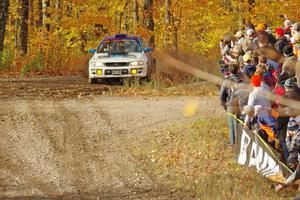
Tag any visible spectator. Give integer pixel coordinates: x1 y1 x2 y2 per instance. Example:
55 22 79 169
241 53 256 81
286 120 300 154
220 63 243 145
284 19 293 36
234 31 244 46
276 114 290 161
230 45 243 63
229 81 249 122
242 28 258 53
220 33 233 56
279 45 297 82
248 74 271 107
283 78 300 102
287 152 299 170
242 105 259 131
275 28 289 54
255 63 276 90
257 30 271 48
275 152 300 195
243 105 277 142
281 78 300 116
291 23 300 58
275 165 300 200
256 23 267 32
290 23 300 87
256 23 276 46
244 74 271 128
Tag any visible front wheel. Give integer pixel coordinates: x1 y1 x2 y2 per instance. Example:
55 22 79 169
88 78 98 84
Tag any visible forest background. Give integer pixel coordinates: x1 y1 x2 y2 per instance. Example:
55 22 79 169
1 0 300 77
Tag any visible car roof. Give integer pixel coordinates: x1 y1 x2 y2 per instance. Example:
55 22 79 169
103 34 141 41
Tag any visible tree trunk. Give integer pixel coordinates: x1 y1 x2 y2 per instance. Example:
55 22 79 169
133 0 139 32
20 0 29 55
36 0 43 27
143 0 155 48
123 0 130 33
173 28 178 50
42 0 51 31
55 0 61 23
29 0 34 27
163 0 171 49
0 0 9 53
248 0 255 11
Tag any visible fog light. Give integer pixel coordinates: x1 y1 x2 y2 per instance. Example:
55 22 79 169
131 69 137 75
96 69 102 75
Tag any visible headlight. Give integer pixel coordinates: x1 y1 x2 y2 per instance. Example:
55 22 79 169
94 62 104 67
129 61 144 66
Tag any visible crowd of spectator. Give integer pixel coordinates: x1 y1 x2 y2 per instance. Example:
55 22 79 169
219 15 300 197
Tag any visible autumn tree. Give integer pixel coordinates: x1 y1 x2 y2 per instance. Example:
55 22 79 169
36 0 43 27
20 0 29 55
169 0 182 50
1 0 300 75
163 0 171 49
43 0 51 31
133 0 139 32
55 0 62 23
143 0 155 47
0 0 9 54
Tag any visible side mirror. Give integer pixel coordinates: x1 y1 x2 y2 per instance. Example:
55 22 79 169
89 48 96 54
143 47 153 53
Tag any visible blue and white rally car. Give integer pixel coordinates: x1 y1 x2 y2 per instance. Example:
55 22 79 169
88 34 156 83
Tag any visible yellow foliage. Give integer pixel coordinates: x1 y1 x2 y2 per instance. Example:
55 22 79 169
3 0 300 75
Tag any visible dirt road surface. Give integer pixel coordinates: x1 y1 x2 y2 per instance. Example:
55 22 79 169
0 77 222 199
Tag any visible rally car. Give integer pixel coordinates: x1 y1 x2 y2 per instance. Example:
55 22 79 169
88 34 155 83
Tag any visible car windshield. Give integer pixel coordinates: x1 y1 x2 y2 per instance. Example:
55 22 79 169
97 39 142 54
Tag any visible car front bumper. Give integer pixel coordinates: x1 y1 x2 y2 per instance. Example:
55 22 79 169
89 66 147 78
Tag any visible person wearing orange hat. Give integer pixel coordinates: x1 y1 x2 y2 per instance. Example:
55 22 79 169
256 23 267 31
244 74 271 128
251 74 262 87
275 27 289 54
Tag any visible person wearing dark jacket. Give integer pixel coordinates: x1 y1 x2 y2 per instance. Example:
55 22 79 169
279 45 297 83
286 120 300 154
276 115 290 161
241 53 256 82
268 31 277 46
284 78 300 102
220 63 243 145
275 28 289 54
282 78 300 117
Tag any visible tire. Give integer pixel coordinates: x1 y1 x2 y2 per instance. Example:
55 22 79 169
88 78 97 84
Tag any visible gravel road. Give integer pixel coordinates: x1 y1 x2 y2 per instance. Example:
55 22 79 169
0 77 222 199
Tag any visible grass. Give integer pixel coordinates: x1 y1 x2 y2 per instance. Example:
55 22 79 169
132 117 297 200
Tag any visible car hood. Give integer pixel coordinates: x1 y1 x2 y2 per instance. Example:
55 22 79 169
90 53 144 63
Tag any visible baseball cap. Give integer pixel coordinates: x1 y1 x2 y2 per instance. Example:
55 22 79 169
243 53 252 62
246 28 255 36
288 120 299 131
